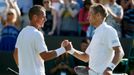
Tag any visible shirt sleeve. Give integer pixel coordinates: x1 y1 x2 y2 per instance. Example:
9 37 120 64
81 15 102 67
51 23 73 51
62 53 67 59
107 28 121 49
35 32 48 54
15 33 20 48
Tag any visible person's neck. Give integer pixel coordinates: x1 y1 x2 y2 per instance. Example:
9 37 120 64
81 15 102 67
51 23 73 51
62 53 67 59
6 20 15 25
94 19 104 28
110 2 115 5
30 22 39 29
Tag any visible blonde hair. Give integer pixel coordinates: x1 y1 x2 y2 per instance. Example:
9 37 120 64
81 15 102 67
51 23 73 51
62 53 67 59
7 8 17 22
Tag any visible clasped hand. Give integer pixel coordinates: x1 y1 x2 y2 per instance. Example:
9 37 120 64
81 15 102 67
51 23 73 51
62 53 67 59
61 40 73 52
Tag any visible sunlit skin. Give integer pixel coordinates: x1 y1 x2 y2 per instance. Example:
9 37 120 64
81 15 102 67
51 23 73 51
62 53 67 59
31 11 47 29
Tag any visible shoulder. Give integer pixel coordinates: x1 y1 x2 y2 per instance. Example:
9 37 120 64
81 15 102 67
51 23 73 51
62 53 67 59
104 24 117 34
115 3 123 10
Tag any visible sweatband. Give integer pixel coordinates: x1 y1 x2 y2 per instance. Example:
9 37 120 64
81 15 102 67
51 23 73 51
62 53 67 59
55 47 66 57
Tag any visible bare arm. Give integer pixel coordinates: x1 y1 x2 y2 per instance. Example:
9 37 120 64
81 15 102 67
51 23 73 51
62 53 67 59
112 46 124 65
73 50 89 62
40 50 57 61
107 7 123 22
13 48 19 66
103 46 124 75
67 42 89 62
48 9 57 35
40 40 70 61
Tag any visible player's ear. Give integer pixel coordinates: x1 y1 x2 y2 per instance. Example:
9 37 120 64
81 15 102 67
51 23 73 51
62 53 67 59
33 15 38 20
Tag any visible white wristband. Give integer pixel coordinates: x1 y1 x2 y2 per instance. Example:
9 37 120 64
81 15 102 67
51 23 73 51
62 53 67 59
108 63 116 71
67 48 75 55
55 47 66 57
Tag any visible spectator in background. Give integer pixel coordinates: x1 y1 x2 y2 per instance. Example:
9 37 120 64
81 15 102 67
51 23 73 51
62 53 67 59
75 38 90 67
0 0 20 51
17 0 33 29
120 0 131 11
59 0 80 36
105 0 124 37
122 0 134 38
0 0 9 35
50 53 75 75
76 0 84 8
51 0 62 35
42 0 57 36
78 0 92 37
1 0 21 28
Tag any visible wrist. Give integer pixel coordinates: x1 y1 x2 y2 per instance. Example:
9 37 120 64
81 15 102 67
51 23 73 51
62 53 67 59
55 47 66 57
67 48 75 55
107 63 116 71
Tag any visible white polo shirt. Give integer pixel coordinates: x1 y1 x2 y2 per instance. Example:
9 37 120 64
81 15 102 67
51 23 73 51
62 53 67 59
85 22 121 73
16 26 48 75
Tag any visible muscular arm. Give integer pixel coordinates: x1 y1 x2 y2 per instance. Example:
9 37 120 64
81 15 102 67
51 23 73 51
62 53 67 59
71 50 89 62
13 48 18 66
112 46 124 65
103 46 124 75
40 50 57 61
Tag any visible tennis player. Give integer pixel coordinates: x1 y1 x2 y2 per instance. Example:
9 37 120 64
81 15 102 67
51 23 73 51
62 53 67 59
67 4 124 75
13 5 69 75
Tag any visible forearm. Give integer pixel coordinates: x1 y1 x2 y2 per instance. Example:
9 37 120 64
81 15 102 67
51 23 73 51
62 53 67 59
112 46 124 65
13 48 19 66
107 46 124 71
40 51 57 61
70 49 89 62
51 13 57 32
68 7 78 17
108 9 123 22
40 47 66 61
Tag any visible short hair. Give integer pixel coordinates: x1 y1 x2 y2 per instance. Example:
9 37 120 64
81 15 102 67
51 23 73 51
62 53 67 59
90 3 108 18
81 38 90 44
28 5 46 20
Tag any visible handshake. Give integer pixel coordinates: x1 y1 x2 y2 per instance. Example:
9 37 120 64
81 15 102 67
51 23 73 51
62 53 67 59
55 40 75 57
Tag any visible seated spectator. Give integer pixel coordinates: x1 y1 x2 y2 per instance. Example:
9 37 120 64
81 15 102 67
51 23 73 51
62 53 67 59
50 53 76 75
59 0 80 36
75 38 90 67
78 0 92 37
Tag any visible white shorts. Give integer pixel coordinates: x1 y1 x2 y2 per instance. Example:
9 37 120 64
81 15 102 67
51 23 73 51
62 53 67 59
88 70 103 75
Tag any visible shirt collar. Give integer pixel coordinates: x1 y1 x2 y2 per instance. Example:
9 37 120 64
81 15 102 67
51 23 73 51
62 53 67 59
94 21 107 33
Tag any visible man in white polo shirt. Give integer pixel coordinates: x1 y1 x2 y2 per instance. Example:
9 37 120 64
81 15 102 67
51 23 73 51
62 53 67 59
67 4 124 75
13 5 69 75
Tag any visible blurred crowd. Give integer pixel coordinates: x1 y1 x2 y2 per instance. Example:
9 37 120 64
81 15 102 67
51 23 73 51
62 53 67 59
0 0 133 39
0 0 133 75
